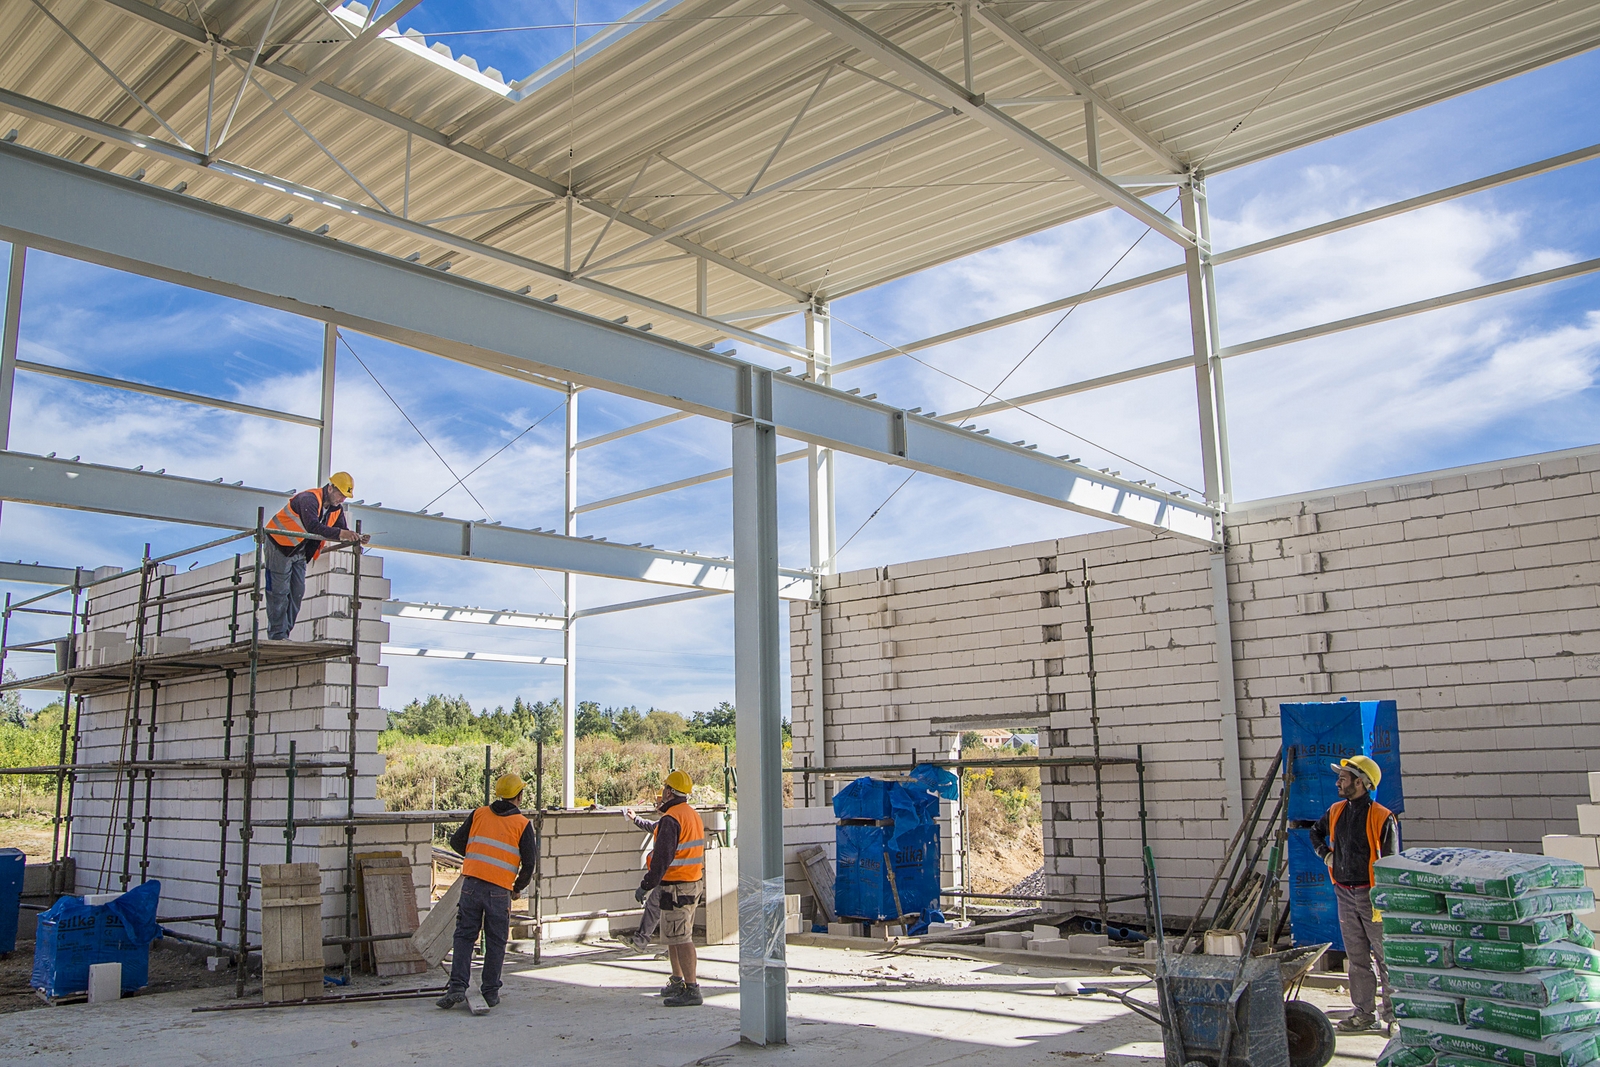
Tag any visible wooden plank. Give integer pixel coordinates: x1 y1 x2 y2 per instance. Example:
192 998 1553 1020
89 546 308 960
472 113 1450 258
354 851 405 972
799 846 836 925
412 876 462 967
465 987 491 1016
260 862 324 1004
360 857 428 977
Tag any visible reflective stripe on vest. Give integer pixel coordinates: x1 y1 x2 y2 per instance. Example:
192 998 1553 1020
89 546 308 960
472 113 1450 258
1327 798 1394 889
658 802 705 883
266 487 342 561
461 806 529 890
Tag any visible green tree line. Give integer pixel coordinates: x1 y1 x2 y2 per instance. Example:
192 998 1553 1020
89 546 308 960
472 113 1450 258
384 694 754 747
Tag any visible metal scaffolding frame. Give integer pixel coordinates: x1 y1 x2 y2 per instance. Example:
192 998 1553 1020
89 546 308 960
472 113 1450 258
0 0 1594 1042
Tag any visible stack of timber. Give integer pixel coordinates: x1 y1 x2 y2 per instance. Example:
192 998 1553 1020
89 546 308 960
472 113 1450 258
260 863 325 1003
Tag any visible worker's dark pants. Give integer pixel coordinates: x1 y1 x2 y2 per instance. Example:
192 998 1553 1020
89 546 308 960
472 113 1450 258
448 876 512 996
1335 884 1391 1019
638 885 661 940
263 544 307 640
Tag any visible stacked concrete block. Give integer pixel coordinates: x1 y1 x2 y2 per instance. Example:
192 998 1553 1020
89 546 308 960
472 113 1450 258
64 549 409 959
1544 772 1600 896
789 445 1600 922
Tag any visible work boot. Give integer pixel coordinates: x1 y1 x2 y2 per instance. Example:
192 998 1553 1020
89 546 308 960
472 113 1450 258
1335 1011 1377 1033
435 990 466 1010
482 990 499 1008
663 982 702 1007
660 974 685 997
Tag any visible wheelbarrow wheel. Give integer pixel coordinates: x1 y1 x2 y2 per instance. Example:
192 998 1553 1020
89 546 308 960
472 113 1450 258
1284 999 1336 1067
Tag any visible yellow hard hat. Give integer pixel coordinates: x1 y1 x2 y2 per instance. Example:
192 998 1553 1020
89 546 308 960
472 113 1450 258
328 471 355 496
493 773 526 799
1332 755 1381 790
665 770 692 795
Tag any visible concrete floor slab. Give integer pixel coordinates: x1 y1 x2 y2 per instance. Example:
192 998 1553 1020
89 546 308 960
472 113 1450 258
1 942 1389 1067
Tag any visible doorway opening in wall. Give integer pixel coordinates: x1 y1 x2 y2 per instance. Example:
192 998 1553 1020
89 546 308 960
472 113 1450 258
957 727 1045 900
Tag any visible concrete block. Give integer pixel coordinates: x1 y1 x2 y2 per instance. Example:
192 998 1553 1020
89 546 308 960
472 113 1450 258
1577 806 1600 838
1066 933 1108 954
1590 771 1600 804
829 922 864 937
1032 923 1060 940
1543 835 1600 867
87 962 121 1004
985 931 1025 949
1588 870 1600 896
1027 938 1078 956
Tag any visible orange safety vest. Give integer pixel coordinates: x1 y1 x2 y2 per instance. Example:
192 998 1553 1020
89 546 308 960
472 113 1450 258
658 802 705 883
460 805 529 890
1327 798 1394 889
266 487 342 561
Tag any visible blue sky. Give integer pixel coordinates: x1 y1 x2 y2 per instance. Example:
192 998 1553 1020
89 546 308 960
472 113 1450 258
1 28 1596 719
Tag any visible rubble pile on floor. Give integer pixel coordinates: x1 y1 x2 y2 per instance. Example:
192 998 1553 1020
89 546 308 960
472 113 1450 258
1376 848 1600 1067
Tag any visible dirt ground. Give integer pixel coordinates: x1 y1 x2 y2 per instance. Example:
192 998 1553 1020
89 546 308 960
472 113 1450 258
0 937 239 1013
0 812 57 862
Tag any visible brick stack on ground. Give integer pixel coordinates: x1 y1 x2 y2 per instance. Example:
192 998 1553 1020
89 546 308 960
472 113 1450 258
789 445 1600 922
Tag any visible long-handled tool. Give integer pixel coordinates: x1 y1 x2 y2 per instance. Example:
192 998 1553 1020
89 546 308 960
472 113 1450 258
1213 842 1283 1067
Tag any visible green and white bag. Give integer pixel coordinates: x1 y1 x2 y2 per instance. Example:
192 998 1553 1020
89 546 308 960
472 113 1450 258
1447 889 1597 923
1379 1036 1442 1067
1463 999 1600 1041
1397 1019 1599 1067
1528 942 1600 974
1389 965 1582 1006
1385 914 1571 945
1387 937 1456 969
1452 938 1526 972
1395 992 1465 1025
1377 849 1586 898
1375 885 1449 914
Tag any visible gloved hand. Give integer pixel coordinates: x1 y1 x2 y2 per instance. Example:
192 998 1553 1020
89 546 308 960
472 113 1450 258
635 886 649 903
1324 853 1334 870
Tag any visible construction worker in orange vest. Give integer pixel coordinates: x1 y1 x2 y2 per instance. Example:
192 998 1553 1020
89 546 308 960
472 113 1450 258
1312 754 1399 1034
634 770 706 1006
262 471 369 640
437 773 538 1010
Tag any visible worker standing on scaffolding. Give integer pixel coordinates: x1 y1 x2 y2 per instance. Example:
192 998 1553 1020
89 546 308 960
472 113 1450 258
262 471 369 640
635 770 706 1006
438 773 538 1010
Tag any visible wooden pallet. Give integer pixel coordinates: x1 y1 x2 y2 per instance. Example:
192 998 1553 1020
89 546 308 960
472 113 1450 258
260 862 324 1004
798 845 836 925
357 855 428 977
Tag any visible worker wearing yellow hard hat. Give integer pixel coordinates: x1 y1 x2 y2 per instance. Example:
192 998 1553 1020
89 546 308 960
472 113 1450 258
628 769 706 1006
261 470 370 640
1313 754 1399 1035
438 773 537 1011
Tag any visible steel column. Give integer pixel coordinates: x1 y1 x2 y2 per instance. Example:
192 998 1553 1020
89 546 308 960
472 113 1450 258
805 303 835 794
318 324 337 484
0 243 21 529
561 384 578 810
1183 175 1243 829
732 368 786 1045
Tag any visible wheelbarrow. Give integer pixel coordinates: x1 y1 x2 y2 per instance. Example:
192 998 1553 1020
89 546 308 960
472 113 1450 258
1077 849 1335 1067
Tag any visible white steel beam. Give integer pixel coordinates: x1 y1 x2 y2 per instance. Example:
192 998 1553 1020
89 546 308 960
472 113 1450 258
571 589 722 619
563 384 579 809
317 323 336 483
0 89 812 362
732 368 786 1045
0 244 22 451
576 411 694 450
782 0 1196 247
382 601 565 629
0 450 815 599
970 6 1183 172
831 264 1186 374
1212 141 1600 266
382 646 565 666
14 359 321 427
0 141 1217 544
0 561 84 586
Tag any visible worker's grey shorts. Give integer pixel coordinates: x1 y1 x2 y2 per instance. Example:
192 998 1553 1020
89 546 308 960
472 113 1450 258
657 879 703 946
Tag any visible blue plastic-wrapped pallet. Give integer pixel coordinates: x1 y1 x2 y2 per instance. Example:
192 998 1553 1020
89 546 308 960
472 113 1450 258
31 880 162 997
1287 829 1344 951
833 765 957 935
1280 699 1404 821
0 848 23 954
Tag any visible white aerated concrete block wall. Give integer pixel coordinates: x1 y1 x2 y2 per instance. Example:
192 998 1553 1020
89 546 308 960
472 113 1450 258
790 446 1600 921
66 549 410 959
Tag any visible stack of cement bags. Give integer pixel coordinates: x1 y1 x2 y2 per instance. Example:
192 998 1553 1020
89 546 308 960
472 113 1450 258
1374 848 1600 1067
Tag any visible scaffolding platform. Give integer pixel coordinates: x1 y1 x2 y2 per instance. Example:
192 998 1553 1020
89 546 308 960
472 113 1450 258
0 638 354 695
